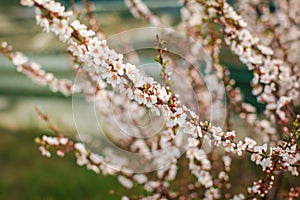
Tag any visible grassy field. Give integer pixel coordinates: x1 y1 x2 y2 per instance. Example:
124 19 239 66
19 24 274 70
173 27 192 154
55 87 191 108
0 128 127 200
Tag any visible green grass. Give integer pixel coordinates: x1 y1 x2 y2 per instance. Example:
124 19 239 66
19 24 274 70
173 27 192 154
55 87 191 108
0 128 126 200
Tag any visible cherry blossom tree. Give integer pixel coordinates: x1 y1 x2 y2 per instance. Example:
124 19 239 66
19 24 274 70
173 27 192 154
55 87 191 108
1 0 299 199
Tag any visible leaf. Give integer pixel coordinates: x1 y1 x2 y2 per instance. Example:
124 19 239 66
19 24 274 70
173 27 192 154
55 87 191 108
155 55 162 63
163 60 169 67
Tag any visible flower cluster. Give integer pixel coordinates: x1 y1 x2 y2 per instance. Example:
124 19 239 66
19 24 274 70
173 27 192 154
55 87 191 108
180 0 276 142
237 0 300 72
210 124 300 175
247 175 275 198
283 186 300 200
124 0 161 26
196 0 299 125
1 42 74 96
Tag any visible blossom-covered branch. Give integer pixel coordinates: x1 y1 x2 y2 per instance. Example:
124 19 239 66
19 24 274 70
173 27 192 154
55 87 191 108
195 0 299 125
0 41 74 96
20 0 300 180
0 0 298 199
124 0 162 26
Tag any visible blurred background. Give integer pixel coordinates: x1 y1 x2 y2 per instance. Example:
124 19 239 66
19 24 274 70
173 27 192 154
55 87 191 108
0 0 263 199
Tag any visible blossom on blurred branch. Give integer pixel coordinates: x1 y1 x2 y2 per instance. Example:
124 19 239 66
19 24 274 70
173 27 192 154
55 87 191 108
0 0 299 199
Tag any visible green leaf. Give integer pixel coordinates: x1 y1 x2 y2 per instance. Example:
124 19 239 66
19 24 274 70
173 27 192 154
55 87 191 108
163 60 169 67
155 55 162 63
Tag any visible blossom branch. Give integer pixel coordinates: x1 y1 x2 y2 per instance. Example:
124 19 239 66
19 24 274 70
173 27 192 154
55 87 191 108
0 42 75 96
12 1 300 198
124 0 162 26
195 0 299 125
